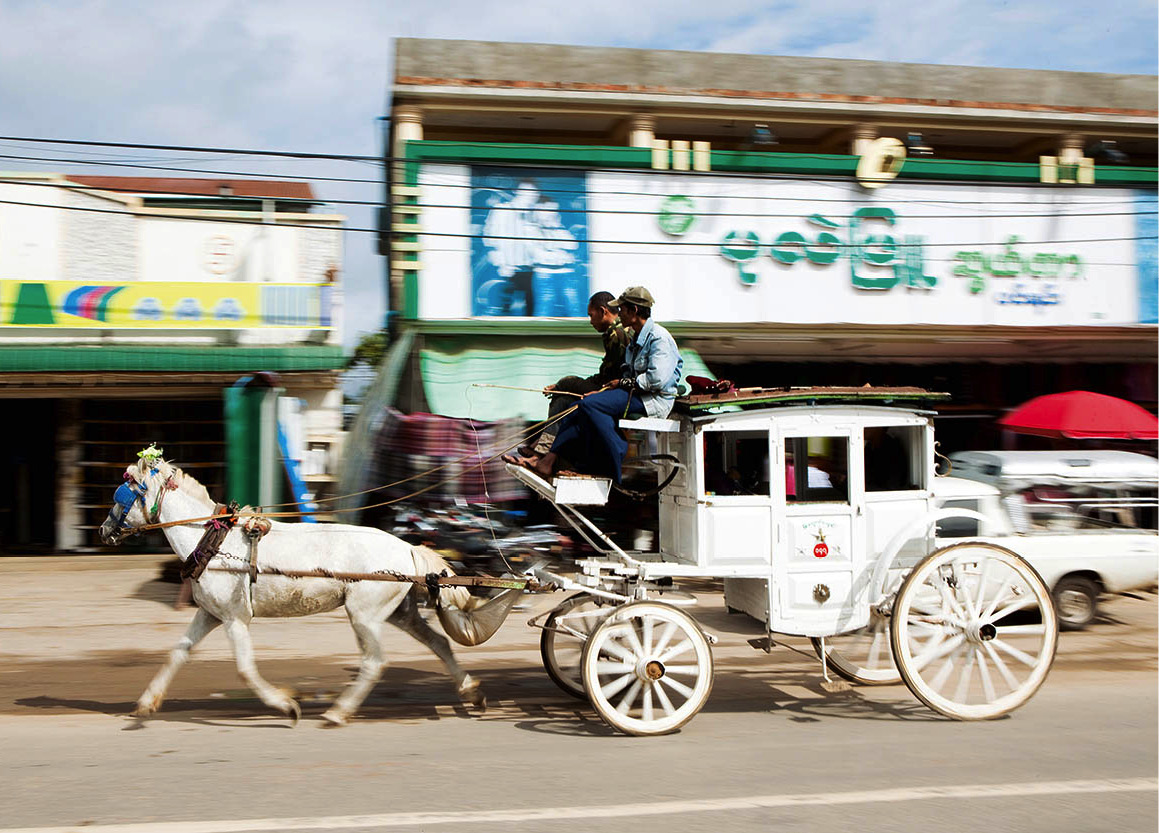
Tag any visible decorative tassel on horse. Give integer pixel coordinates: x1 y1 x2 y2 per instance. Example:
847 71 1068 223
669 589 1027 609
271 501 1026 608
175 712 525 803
181 502 240 580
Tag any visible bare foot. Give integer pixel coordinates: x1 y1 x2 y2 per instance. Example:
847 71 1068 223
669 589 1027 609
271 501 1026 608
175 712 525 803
530 452 557 479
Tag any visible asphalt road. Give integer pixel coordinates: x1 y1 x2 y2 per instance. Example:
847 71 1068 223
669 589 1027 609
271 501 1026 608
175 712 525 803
0 556 1155 833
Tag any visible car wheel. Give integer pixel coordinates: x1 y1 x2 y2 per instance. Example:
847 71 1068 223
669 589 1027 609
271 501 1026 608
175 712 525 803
1053 576 1098 631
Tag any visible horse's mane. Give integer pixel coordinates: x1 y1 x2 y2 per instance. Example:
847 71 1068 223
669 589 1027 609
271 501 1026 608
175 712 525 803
137 457 215 507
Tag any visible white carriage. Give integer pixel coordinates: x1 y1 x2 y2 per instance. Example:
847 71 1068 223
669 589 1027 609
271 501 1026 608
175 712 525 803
511 387 1059 736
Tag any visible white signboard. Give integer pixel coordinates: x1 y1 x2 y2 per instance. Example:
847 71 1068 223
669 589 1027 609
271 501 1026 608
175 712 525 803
417 164 1152 327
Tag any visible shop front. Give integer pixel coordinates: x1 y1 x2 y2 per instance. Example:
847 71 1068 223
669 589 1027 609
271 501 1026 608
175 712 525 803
382 147 1156 458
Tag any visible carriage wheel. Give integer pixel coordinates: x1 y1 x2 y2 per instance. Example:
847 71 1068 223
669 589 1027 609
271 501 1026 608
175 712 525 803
540 594 607 699
891 542 1057 720
810 608 900 685
580 602 713 736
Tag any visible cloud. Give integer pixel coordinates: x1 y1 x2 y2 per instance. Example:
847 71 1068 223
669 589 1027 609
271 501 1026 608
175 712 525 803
0 0 1153 346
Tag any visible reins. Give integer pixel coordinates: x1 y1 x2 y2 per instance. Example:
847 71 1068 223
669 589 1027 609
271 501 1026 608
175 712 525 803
128 402 581 534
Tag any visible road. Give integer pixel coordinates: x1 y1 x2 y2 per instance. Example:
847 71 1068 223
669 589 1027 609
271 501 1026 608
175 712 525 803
0 555 1155 833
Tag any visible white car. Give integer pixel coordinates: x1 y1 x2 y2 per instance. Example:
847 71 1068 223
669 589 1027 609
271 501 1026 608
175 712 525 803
932 475 1158 629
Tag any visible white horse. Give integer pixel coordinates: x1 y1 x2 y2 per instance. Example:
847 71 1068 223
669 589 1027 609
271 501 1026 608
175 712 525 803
99 454 497 726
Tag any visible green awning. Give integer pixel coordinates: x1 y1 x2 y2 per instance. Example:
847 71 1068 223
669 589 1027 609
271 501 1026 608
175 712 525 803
420 337 715 420
0 344 345 372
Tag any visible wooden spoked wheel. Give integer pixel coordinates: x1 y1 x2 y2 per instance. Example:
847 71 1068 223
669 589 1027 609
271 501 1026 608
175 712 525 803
540 594 607 699
891 542 1058 720
810 608 901 685
580 602 713 736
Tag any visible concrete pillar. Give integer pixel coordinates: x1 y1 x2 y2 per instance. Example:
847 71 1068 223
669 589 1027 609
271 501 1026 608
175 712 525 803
1042 133 1093 184
392 106 423 156
628 114 656 148
851 124 878 157
1058 133 1085 164
56 399 83 552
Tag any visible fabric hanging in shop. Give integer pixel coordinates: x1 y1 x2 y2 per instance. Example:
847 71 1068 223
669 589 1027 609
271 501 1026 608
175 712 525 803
370 407 526 503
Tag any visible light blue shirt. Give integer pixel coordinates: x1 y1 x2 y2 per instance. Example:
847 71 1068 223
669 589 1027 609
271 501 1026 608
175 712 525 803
623 318 683 418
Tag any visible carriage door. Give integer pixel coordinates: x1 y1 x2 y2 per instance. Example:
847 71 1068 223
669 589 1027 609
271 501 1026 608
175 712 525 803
770 428 868 637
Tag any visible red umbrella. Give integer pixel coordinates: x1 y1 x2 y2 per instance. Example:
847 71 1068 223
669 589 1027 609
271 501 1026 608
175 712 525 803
998 390 1159 440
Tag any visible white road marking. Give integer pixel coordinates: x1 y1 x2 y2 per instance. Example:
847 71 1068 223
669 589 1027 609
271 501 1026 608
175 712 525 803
3 778 1154 833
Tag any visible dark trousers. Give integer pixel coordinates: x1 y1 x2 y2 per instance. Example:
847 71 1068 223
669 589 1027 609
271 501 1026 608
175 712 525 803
532 375 601 454
550 388 644 482
500 269 534 316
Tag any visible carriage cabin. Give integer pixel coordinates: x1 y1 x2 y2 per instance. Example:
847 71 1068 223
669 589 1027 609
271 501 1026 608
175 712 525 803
510 386 946 636
660 393 938 636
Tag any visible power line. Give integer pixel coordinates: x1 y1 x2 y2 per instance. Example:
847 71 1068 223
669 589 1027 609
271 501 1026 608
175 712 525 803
1 146 1154 197
0 195 1150 248
0 134 381 162
3 175 1154 219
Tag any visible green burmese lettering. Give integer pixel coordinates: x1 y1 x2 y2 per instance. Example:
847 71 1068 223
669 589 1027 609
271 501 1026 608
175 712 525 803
720 230 762 285
897 236 937 289
848 207 899 290
1062 254 1083 279
770 230 807 264
805 231 841 265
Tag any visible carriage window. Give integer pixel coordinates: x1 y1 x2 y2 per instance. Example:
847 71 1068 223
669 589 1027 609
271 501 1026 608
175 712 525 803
864 426 925 492
702 431 770 496
785 437 848 503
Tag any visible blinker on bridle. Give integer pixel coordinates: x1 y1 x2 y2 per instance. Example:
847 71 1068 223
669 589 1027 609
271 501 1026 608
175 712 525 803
111 467 176 533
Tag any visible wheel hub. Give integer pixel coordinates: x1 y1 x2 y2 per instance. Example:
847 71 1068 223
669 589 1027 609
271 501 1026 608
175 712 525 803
640 659 666 681
964 621 997 643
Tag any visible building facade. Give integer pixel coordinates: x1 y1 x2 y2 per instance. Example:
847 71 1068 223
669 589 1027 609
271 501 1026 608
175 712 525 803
0 174 346 553
374 39 1157 459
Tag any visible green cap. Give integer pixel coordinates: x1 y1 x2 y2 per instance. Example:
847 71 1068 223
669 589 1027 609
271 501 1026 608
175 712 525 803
608 286 655 309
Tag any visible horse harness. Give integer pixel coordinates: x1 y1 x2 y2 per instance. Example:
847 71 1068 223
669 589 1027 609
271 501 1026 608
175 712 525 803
181 504 272 586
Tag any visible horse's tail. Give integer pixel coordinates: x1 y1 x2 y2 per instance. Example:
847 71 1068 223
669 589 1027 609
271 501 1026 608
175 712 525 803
409 545 520 647
409 545 472 609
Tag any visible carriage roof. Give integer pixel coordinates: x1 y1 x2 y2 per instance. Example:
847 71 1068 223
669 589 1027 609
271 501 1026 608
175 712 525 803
674 385 948 414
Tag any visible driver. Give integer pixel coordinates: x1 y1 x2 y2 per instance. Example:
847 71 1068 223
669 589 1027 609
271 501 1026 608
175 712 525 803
520 286 683 483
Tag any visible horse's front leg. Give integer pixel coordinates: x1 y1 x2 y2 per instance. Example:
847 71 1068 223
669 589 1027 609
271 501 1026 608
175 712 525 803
222 618 301 725
134 607 220 718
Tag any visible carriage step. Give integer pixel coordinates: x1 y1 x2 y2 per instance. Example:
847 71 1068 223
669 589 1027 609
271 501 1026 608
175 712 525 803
748 636 774 653
505 463 611 506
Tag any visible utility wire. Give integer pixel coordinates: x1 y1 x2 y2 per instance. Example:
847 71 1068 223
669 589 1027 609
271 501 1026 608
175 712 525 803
0 134 381 162
1 147 1154 195
3 175 1154 220
0 195 1150 248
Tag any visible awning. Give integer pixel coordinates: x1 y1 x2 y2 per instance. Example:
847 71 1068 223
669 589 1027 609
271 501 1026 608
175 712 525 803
0 344 345 372
420 337 715 420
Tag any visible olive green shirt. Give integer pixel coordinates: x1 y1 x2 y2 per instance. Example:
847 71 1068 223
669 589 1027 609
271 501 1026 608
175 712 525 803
588 318 632 386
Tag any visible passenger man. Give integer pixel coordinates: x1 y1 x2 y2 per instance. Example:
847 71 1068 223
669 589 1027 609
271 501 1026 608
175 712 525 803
506 291 631 462
522 286 683 482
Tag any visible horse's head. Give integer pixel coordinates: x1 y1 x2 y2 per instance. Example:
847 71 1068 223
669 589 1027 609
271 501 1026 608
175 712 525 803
99 447 178 545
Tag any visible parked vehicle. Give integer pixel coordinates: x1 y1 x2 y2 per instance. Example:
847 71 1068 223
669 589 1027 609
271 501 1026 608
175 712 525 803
947 450 1158 531
932 474 1158 629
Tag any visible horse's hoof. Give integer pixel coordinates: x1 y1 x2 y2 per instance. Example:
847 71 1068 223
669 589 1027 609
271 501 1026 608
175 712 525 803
284 700 301 727
459 684 487 712
131 701 158 718
321 709 347 727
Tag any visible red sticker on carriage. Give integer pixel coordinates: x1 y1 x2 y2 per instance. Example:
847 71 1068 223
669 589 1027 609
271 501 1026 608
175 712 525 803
813 542 829 558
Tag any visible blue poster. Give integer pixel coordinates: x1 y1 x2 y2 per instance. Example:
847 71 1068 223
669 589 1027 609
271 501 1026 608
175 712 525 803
470 167 589 317
1137 190 1157 325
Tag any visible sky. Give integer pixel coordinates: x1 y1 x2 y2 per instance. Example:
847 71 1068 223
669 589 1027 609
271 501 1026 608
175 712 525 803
0 0 1155 349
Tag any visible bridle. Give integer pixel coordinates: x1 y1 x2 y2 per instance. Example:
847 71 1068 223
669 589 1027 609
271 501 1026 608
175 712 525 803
109 467 179 536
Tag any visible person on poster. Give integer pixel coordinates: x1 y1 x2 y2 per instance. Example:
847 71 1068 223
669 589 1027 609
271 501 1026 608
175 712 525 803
529 195 579 316
481 179 541 316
